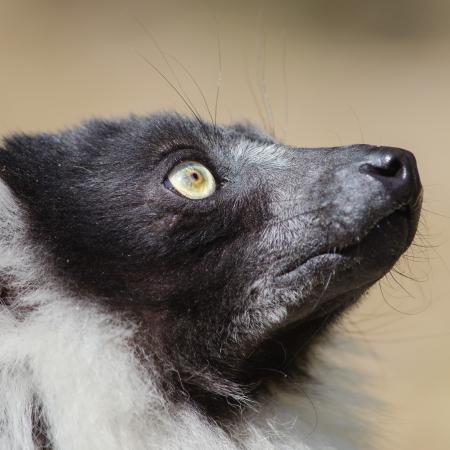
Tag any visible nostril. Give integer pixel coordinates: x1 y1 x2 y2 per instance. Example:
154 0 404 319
357 146 421 206
359 155 403 179
378 156 402 178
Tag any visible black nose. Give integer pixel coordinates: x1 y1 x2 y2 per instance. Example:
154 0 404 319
359 147 421 205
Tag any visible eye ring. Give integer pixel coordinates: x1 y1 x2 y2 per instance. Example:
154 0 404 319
165 161 217 200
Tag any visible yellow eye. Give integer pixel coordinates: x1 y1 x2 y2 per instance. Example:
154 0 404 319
167 161 216 199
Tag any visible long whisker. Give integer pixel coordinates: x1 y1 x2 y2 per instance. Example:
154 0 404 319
165 53 215 126
348 106 365 144
345 314 407 336
245 54 269 132
214 32 223 132
134 18 201 116
281 29 289 143
257 29 275 137
378 279 423 315
392 267 428 283
136 51 203 125
421 207 450 219
387 272 416 302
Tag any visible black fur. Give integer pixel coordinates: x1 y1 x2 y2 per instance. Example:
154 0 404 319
0 113 422 421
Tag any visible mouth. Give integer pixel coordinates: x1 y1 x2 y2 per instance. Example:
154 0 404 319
274 200 421 287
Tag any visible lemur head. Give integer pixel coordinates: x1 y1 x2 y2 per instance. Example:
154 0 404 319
0 113 422 419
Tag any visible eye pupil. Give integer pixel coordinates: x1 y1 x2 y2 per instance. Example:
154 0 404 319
191 172 200 181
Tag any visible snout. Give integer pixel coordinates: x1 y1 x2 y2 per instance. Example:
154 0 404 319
271 144 423 320
358 146 422 208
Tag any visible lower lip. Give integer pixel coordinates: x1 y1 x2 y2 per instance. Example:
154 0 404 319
275 204 416 285
274 252 350 285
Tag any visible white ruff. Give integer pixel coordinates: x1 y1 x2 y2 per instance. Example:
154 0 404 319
0 181 375 449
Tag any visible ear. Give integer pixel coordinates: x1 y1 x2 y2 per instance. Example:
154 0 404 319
0 133 64 204
228 121 277 144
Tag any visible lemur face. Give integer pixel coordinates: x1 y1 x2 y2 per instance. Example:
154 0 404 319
0 114 421 418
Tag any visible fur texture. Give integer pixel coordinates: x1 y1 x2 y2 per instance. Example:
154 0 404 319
0 115 421 449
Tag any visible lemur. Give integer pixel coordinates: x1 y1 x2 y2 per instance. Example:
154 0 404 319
0 114 421 449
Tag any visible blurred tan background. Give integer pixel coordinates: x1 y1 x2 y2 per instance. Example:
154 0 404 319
0 0 449 448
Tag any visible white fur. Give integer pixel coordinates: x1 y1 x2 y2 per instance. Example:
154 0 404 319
0 181 374 449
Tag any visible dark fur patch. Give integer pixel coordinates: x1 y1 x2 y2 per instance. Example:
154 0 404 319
32 399 52 449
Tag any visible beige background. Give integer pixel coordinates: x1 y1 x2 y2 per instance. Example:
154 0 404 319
0 1 449 448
